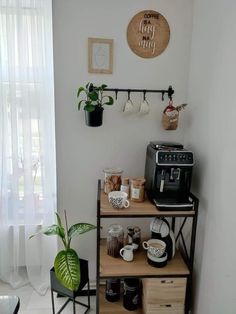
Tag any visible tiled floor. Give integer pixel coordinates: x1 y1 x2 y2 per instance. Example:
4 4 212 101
0 280 96 314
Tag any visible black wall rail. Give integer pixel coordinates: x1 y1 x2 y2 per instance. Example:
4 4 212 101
104 85 174 101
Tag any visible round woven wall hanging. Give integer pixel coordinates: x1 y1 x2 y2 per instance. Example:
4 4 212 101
127 10 170 58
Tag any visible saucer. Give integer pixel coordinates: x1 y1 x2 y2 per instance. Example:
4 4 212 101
147 251 168 268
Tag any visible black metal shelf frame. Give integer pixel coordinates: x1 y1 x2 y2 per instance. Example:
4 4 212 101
104 85 174 101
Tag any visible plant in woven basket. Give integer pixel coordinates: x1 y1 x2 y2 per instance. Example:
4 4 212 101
30 211 96 291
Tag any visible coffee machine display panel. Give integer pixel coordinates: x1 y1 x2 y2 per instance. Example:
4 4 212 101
156 151 194 166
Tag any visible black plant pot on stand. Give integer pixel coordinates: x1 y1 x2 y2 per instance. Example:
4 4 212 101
50 259 90 314
85 107 104 127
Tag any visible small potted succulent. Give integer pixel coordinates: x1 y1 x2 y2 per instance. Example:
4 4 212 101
77 82 114 127
30 211 96 292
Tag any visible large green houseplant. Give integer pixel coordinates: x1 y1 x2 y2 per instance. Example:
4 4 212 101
77 82 114 127
30 211 96 291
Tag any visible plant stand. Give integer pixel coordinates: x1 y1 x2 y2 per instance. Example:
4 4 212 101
50 259 90 314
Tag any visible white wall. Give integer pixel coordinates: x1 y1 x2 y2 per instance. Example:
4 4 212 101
52 0 193 283
186 0 236 313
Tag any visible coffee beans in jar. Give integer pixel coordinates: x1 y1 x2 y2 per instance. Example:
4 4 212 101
103 168 123 194
131 178 146 202
107 224 124 258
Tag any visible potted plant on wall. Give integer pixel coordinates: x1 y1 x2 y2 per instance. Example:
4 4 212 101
77 82 114 127
30 211 96 293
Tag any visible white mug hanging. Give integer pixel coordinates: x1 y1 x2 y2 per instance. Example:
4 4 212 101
123 91 134 113
139 91 150 114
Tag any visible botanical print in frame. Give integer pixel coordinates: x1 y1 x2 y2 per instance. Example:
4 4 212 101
88 38 113 74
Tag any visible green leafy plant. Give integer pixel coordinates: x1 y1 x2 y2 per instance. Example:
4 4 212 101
30 211 96 291
77 82 114 112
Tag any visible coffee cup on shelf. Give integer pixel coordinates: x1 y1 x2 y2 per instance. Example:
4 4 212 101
108 191 130 209
142 239 166 258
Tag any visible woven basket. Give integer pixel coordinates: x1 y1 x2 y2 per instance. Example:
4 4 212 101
162 111 179 130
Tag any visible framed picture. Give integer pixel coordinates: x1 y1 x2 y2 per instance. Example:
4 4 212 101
88 38 113 74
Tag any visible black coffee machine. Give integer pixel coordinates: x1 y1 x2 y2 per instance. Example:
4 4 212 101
145 141 194 210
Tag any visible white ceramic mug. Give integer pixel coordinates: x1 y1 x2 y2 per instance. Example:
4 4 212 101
139 99 150 114
120 245 134 262
123 99 134 113
108 191 130 209
142 239 166 258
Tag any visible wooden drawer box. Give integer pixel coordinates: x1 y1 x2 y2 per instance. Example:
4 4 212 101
142 278 187 314
143 303 184 314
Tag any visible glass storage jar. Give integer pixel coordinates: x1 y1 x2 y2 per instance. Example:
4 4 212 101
131 178 146 202
103 168 123 194
107 224 124 258
120 177 130 198
126 226 141 251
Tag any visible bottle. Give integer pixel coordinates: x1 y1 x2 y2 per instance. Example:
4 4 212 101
120 178 130 198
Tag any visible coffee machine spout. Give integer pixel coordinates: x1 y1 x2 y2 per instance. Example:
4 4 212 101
170 168 180 181
160 170 165 192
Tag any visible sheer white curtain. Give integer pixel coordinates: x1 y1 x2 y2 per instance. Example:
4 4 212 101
0 0 57 294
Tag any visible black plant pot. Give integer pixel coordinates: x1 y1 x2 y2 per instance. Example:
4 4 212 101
85 107 104 127
50 259 89 298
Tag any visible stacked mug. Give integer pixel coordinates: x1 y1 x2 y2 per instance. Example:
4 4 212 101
142 239 168 268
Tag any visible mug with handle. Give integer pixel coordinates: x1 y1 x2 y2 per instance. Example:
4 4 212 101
139 91 150 114
108 191 130 209
142 239 166 258
123 91 134 113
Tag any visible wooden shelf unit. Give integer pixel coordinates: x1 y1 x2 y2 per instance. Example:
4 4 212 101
96 181 199 314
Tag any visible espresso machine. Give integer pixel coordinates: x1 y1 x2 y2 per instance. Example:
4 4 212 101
144 141 194 210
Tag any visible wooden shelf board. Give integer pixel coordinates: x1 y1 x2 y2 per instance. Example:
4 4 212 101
100 191 195 217
99 286 142 314
100 240 189 278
